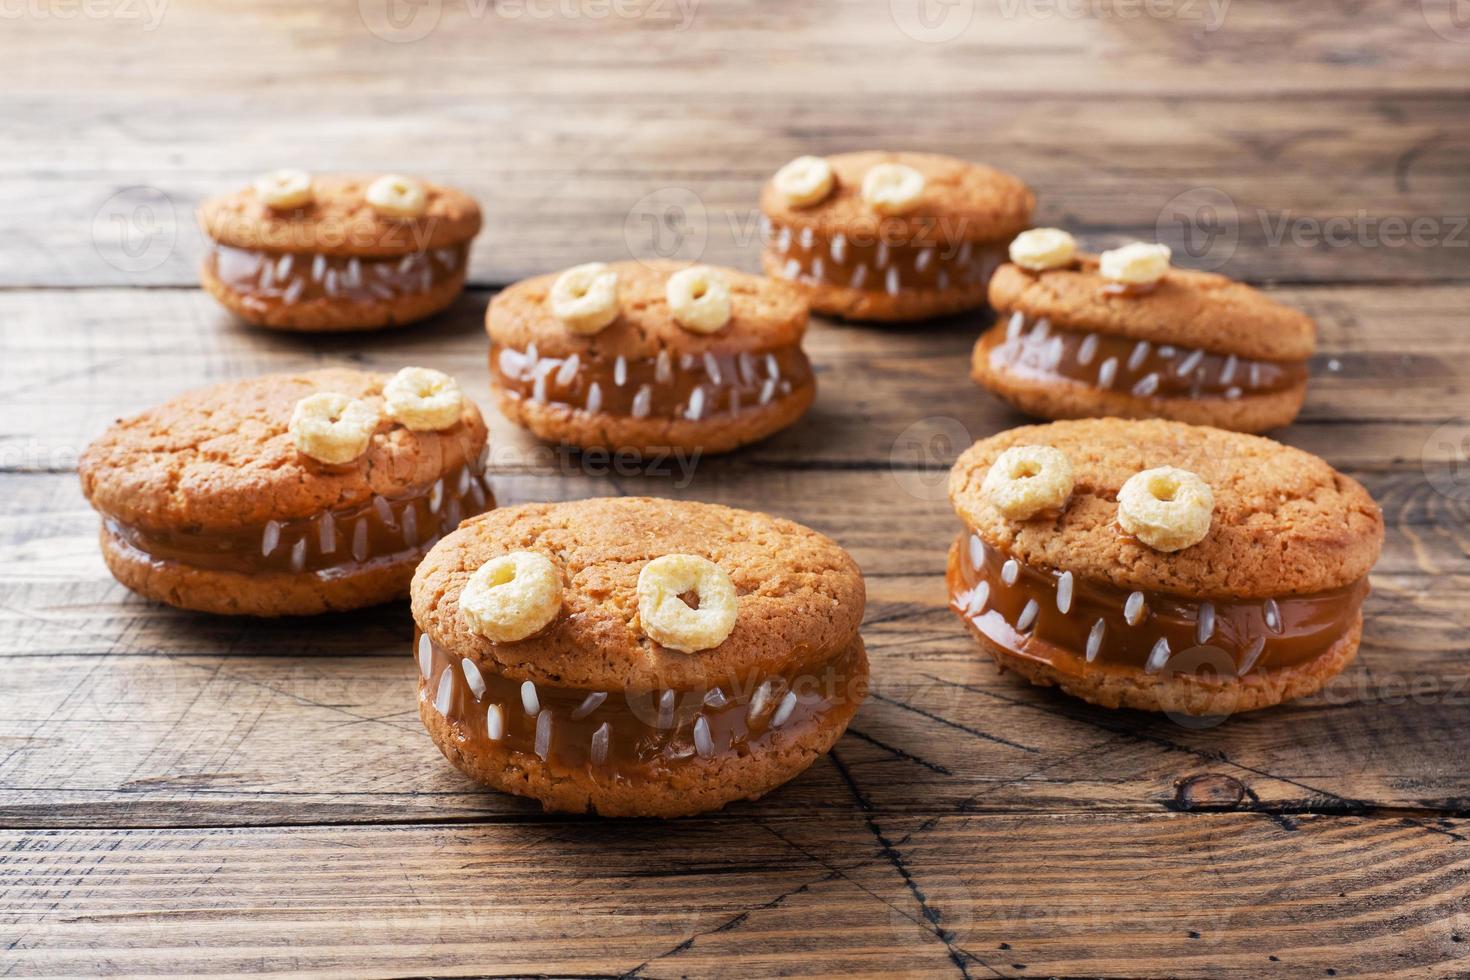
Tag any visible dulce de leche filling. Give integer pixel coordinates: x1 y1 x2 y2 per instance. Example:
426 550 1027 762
490 343 811 422
763 217 1009 296
986 310 1308 400
417 633 867 776
948 532 1367 680
104 461 493 578
205 243 468 307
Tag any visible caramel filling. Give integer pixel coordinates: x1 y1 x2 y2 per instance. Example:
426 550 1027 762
417 633 867 776
205 243 468 306
763 217 1008 295
985 311 1308 400
948 532 1366 679
490 342 812 422
104 462 493 577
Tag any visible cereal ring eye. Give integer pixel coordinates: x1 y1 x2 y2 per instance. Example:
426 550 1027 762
636 554 738 653
772 155 835 208
366 174 427 219
1117 466 1214 552
1099 242 1171 286
289 392 380 465
384 367 464 432
549 262 620 335
860 163 925 216
254 168 313 210
981 445 1074 520
665 266 732 334
460 551 563 643
1009 228 1077 271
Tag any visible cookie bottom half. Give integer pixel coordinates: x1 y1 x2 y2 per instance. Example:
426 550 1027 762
971 323 1307 433
761 248 992 323
201 261 468 333
417 637 869 817
494 380 815 456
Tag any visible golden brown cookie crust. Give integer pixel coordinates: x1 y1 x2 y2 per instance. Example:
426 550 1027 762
202 260 467 333
759 151 1033 244
949 418 1383 598
970 329 1308 433
759 249 992 322
418 636 868 817
411 497 866 693
987 258 1316 362
80 368 488 534
486 260 807 360
198 175 481 257
494 379 815 456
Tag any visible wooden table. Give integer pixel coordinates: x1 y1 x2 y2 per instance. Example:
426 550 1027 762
4 2 1469 976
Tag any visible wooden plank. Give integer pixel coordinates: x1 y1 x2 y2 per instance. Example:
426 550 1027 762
2 813 1466 978
3 285 1468 478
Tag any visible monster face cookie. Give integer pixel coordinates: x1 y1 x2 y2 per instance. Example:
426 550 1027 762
79 367 493 616
947 419 1383 716
973 233 1316 432
198 172 481 332
410 497 868 817
487 260 815 455
760 151 1034 321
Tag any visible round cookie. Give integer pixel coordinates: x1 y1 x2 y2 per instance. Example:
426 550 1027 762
947 418 1382 716
974 251 1316 432
486 260 815 455
760 151 1034 322
410 497 868 817
79 367 493 617
198 173 481 332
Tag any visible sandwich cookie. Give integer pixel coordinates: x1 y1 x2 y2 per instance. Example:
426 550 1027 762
947 418 1382 715
410 497 868 817
487 260 815 455
79 367 493 616
198 172 481 331
973 232 1315 432
760 151 1034 322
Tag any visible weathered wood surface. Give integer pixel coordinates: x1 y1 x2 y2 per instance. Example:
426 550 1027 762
3 0 1469 976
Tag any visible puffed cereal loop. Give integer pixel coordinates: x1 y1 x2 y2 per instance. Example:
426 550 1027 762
772 155 835 208
1117 466 1214 552
289 392 380 465
460 551 564 643
665 266 732 334
636 554 738 653
1100 242 1171 286
861 163 925 216
1009 228 1077 271
254 169 314 210
366 174 428 219
981 445 1075 520
549 262 621 335
383 367 464 431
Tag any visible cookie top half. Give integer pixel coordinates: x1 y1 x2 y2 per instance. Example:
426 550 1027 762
988 257 1316 362
80 368 487 534
411 497 866 691
198 174 482 257
487 260 807 360
760 150 1034 244
949 418 1382 598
